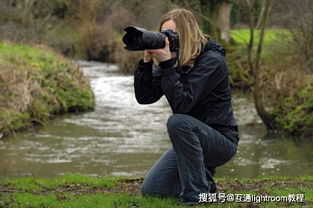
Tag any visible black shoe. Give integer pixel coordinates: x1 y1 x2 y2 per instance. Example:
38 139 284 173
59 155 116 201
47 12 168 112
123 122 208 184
208 167 216 177
210 180 217 193
208 167 217 193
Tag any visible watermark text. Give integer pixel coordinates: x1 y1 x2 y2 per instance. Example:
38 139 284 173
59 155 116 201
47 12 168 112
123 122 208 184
199 193 305 203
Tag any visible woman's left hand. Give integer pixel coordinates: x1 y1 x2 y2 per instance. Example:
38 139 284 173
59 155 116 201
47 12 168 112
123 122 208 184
146 38 172 62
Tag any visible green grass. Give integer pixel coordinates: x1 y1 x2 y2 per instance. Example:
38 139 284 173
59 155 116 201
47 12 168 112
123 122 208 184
0 175 312 208
231 29 291 45
1 193 179 208
227 28 295 88
0 42 95 137
229 28 292 62
1 175 121 191
43 22 81 58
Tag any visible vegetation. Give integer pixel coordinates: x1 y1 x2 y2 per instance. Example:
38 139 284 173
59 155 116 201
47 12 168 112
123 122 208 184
225 0 313 137
0 175 312 207
273 80 313 136
0 41 95 137
0 0 170 70
227 28 292 88
231 29 290 45
227 29 313 136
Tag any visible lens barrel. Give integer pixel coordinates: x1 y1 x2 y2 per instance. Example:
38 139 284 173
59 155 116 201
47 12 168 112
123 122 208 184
123 27 166 51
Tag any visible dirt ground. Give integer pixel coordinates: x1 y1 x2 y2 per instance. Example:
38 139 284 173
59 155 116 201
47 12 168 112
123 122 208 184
1 178 312 196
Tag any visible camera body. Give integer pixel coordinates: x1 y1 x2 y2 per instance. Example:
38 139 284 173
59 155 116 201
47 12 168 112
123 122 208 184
161 29 180 52
122 26 180 52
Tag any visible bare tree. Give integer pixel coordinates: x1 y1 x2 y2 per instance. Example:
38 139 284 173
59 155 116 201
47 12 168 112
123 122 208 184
246 0 276 130
271 0 313 73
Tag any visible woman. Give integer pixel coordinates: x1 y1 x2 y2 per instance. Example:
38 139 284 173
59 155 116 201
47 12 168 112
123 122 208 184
134 8 239 205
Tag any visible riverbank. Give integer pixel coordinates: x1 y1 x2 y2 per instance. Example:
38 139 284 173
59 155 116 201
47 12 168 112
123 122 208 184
227 29 313 137
0 175 312 207
0 42 95 138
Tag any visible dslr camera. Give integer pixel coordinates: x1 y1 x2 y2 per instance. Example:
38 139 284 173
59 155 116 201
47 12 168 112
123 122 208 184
122 26 180 52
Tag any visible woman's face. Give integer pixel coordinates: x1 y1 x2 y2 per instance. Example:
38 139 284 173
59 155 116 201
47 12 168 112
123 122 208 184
161 19 177 32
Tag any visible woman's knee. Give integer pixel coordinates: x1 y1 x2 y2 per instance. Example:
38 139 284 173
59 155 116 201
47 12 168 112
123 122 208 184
166 114 189 133
141 180 166 197
141 177 161 196
141 180 151 196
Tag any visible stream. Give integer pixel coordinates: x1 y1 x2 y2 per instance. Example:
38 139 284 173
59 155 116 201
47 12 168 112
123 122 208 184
0 61 312 178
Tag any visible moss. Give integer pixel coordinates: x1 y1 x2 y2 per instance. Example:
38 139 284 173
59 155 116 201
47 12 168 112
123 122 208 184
0 41 95 137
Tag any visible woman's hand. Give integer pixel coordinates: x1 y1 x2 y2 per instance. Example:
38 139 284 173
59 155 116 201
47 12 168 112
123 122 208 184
146 38 172 62
143 50 153 62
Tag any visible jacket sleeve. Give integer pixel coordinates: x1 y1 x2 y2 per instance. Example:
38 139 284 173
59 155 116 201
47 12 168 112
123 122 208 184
134 60 164 104
160 52 226 113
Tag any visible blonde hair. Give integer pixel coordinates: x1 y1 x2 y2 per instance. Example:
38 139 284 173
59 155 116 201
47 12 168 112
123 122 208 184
159 8 209 66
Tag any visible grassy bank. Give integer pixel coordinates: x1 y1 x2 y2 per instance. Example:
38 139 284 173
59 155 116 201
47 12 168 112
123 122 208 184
0 175 312 207
0 42 95 137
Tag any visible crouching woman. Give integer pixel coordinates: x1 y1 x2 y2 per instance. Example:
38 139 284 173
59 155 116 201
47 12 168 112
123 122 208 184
133 8 239 205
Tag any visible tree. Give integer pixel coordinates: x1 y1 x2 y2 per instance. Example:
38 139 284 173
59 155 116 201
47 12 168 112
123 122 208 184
215 0 233 42
271 0 313 73
246 0 276 130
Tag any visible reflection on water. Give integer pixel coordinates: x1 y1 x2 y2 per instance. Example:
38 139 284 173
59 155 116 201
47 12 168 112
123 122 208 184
0 61 312 178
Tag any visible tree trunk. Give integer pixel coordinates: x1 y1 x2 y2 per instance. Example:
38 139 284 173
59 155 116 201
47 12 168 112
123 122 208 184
247 0 276 131
216 1 233 43
253 0 276 130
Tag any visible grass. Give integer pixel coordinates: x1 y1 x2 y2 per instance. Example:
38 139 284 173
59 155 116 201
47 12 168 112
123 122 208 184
227 28 294 88
229 28 293 64
231 29 291 45
0 41 95 137
0 175 312 207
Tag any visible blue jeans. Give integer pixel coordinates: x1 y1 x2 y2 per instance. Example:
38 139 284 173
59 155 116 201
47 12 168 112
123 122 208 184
141 114 237 202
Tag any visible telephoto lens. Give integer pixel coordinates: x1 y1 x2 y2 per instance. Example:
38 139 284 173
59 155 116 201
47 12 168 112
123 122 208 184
123 27 166 51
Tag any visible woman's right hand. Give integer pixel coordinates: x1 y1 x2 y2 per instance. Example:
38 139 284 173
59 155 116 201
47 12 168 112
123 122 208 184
143 50 153 63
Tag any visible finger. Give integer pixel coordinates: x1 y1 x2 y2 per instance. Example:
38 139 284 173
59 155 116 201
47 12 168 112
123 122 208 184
165 37 170 48
147 49 160 53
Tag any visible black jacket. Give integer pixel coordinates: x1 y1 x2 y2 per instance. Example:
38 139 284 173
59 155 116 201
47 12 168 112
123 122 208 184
134 41 239 145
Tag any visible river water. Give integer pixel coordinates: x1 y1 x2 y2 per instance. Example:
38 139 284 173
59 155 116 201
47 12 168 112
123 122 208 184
0 61 312 178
